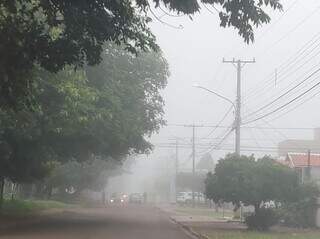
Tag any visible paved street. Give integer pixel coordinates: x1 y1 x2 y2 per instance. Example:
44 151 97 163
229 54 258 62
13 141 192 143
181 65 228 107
0 205 192 239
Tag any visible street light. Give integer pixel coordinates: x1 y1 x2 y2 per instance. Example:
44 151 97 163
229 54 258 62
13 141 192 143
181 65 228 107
193 84 236 111
193 84 240 155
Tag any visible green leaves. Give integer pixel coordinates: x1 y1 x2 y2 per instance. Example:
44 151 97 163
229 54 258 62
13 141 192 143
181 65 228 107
205 154 299 207
1 0 281 108
0 0 156 108
0 43 169 184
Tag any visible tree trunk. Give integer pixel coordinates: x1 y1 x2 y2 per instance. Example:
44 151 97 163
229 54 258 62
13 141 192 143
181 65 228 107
0 177 5 210
254 203 260 216
47 186 53 200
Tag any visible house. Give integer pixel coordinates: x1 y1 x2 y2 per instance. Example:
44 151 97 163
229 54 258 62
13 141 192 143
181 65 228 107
281 152 320 184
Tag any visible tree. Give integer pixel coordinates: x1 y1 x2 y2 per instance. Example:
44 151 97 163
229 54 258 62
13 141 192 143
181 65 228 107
36 158 123 200
0 0 282 108
0 43 169 206
205 154 299 230
197 153 215 171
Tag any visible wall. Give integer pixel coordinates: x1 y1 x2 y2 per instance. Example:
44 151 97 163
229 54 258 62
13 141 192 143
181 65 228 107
317 198 320 228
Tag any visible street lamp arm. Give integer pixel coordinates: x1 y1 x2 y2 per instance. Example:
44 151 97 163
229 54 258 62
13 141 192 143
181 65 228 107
194 85 236 110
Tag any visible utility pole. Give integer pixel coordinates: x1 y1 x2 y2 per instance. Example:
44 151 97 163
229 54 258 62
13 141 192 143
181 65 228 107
223 58 255 156
168 137 180 204
173 139 179 204
307 149 311 182
183 124 204 208
192 124 196 208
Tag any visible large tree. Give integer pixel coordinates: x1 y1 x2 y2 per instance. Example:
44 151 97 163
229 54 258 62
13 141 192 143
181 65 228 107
35 158 122 199
0 0 282 108
0 43 169 205
205 154 298 209
205 154 299 230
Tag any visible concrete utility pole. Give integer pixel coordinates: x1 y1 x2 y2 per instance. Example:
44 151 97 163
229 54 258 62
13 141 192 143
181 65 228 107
192 125 196 208
183 124 204 208
223 58 255 156
307 149 311 181
173 139 179 204
175 139 179 176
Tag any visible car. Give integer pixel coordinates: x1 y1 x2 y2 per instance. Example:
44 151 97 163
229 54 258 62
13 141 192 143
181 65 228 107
129 193 143 204
176 192 192 205
109 192 127 204
177 191 206 205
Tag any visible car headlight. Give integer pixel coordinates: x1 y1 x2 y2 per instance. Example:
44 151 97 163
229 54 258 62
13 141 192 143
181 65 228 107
121 199 124 203
110 199 114 203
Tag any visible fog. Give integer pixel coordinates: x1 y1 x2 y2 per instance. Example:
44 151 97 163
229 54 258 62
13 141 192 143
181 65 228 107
108 0 320 197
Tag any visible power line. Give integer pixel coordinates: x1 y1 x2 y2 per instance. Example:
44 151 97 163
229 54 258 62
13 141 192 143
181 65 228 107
208 128 234 153
260 6 320 55
268 87 320 123
155 144 320 151
158 5 185 18
166 124 317 130
200 105 233 139
243 65 320 119
149 7 184 29
223 0 301 58
243 31 320 104
201 2 219 15
243 79 320 125
244 42 320 105
255 0 300 41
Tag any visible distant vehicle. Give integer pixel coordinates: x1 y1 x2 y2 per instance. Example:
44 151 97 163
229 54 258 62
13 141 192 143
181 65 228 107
129 193 143 204
109 192 127 204
177 191 206 205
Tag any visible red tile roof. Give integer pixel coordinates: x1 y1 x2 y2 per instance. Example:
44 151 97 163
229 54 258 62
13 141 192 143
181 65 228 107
287 153 320 167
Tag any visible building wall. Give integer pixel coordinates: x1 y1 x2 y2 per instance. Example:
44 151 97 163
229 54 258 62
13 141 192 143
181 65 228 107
317 198 320 228
300 167 320 184
311 167 320 185
314 128 320 141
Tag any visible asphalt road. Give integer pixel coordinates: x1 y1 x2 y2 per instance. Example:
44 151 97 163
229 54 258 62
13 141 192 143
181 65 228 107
0 205 192 239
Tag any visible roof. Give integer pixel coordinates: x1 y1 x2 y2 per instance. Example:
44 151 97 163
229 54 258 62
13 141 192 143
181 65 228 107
286 153 320 167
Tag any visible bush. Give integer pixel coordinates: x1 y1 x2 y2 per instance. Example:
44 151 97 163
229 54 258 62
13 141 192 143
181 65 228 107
280 199 318 228
245 208 279 231
279 183 319 228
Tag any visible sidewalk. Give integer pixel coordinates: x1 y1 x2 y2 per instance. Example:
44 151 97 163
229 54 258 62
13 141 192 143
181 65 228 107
171 215 228 223
158 204 245 239
158 203 233 223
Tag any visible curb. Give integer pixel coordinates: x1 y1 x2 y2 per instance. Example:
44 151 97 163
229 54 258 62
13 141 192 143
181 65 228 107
170 216 210 239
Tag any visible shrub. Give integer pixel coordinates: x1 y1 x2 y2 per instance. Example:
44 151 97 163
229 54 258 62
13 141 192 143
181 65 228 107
245 208 279 231
280 183 319 228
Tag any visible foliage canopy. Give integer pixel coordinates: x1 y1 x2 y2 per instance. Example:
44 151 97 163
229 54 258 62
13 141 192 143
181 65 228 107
0 0 282 107
0 44 169 184
205 154 299 209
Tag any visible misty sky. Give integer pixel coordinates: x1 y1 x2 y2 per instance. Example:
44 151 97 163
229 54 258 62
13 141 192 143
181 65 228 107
146 0 320 161
110 0 320 193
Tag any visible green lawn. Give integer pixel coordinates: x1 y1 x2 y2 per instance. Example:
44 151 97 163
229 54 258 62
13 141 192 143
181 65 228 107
1 199 73 216
206 230 320 239
175 207 233 219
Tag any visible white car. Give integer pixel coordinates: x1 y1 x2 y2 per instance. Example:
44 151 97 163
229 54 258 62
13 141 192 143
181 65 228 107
177 191 206 205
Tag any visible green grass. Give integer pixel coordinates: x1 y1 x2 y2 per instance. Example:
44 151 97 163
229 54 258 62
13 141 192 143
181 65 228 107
206 230 320 239
175 207 234 219
1 199 73 216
